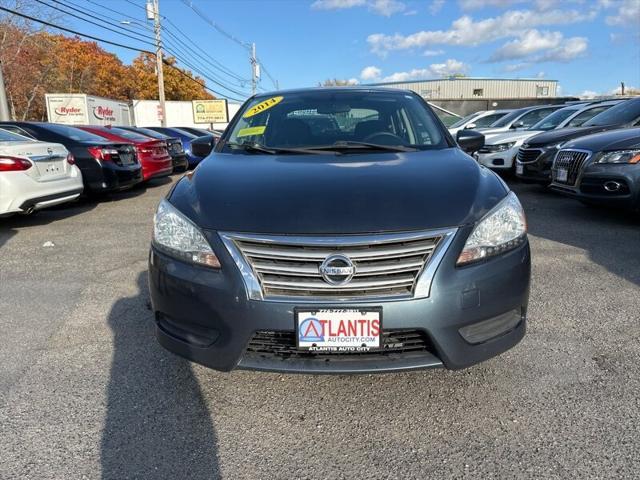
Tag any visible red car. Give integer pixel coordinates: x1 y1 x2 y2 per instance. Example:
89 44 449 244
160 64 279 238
77 126 173 181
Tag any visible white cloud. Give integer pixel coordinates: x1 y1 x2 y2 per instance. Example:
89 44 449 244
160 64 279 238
611 84 637 94
536 71 545 78
429 0 445 15
360 65 382 80
367 8 597 56
404 9 418 15
490 30 564 61
346 78 360 85
381 59 470 82
311 0 406 16
605 0 640 26
312 0 366 9
580 90 599 98
423 49 445 57
458 0 524 10
489 29 587 64
369 0 406 16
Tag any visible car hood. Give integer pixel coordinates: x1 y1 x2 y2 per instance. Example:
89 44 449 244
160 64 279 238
476 127 508 135
169 149 508 234
486 130 542 145
562 127 640 151
525 125 617 147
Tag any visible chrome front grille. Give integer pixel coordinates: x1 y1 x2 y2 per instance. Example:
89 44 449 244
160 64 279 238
552 149 591 186
221 229 456 301
517 148 543 164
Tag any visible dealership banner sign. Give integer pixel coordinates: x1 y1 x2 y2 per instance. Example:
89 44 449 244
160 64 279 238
192 99 229 124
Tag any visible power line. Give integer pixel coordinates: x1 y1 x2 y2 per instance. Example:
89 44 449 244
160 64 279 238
57 0 251 91
38 0 251 98
0 5 243 101
66 0 155 33
34 0 156 48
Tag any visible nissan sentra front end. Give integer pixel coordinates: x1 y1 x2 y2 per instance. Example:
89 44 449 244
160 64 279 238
148 87 531 374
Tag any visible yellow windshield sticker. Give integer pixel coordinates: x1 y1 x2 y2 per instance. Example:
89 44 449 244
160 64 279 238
243 96 283 118
237 125 266 137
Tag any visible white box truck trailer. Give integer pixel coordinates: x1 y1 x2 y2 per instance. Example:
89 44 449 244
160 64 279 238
45 93 132 126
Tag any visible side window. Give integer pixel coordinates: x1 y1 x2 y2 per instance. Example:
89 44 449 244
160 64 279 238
519 108 554 127
474 114 502 127
566 106 608 127
0 125 34 139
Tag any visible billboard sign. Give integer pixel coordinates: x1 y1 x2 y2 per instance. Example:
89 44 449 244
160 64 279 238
192 99 228 124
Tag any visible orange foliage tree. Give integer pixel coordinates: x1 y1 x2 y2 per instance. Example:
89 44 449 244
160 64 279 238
0 21 214 120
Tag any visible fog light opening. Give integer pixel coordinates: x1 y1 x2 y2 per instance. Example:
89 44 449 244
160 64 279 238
459 309 522 344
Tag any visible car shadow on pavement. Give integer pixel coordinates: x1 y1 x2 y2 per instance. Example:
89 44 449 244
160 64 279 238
510 181 640 286
101 273 220 479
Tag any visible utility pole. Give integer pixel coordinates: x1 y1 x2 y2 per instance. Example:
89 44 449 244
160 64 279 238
0 61 11 121
250 43 259 95
148 0 166 126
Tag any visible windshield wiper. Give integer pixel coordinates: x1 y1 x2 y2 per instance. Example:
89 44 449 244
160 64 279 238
226 141 335 155
308 141 418 153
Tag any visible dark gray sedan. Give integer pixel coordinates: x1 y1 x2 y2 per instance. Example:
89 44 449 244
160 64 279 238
148 87 531 374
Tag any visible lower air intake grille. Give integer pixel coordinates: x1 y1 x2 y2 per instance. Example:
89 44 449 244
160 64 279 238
246 329 434 357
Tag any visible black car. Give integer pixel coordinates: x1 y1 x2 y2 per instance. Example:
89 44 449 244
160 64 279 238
516 98 640 183
0 122 142 193
118 126 188 172
149 87 531 374
549 127 640 209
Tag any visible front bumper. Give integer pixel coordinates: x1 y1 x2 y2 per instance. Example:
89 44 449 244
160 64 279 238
475 146 519 170
550 163 640 209
149 227 531 374
516 148 556 184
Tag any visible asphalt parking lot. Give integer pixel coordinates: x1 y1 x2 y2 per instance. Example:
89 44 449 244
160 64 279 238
1 174 639 480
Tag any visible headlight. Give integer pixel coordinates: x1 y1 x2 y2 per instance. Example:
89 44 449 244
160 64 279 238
595 149 640 164
485 142 516 152
152 199 220 268
457 192 527 265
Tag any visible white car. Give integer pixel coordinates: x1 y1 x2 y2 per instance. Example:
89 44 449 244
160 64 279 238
448 109 512 136
0 128 83 216
477 105 564 136
475 101 623 171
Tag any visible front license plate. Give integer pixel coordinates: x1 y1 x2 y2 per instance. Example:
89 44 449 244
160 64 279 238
516 164 524 175
556 168 568 182
296 308 381 352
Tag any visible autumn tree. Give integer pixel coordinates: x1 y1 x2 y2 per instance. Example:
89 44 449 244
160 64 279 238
129 53 214 101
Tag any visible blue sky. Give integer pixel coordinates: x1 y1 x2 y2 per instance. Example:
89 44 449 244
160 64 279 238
59 0 640 100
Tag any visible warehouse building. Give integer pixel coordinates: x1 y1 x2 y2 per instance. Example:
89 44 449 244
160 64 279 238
369 77 558 99
367 77 568 117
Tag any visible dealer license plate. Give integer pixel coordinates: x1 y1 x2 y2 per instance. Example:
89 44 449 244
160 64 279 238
296 308 381 352
556 168 568 182
516 164 523 175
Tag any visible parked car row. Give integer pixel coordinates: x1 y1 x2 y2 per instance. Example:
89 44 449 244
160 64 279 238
0 122 219 217
454 97 640 211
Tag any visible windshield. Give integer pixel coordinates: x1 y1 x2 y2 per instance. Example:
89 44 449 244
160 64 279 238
449 112 479 129
224 90 447 152
490 108 528 128
565 105 613 127
530 107 579 131
583 99 640 126
46 124 106 142
0 128 33 142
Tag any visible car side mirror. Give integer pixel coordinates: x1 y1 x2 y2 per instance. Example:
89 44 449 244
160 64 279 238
191 135 216 157
456 129 484 154
510 120 524 129
464 123 476 130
